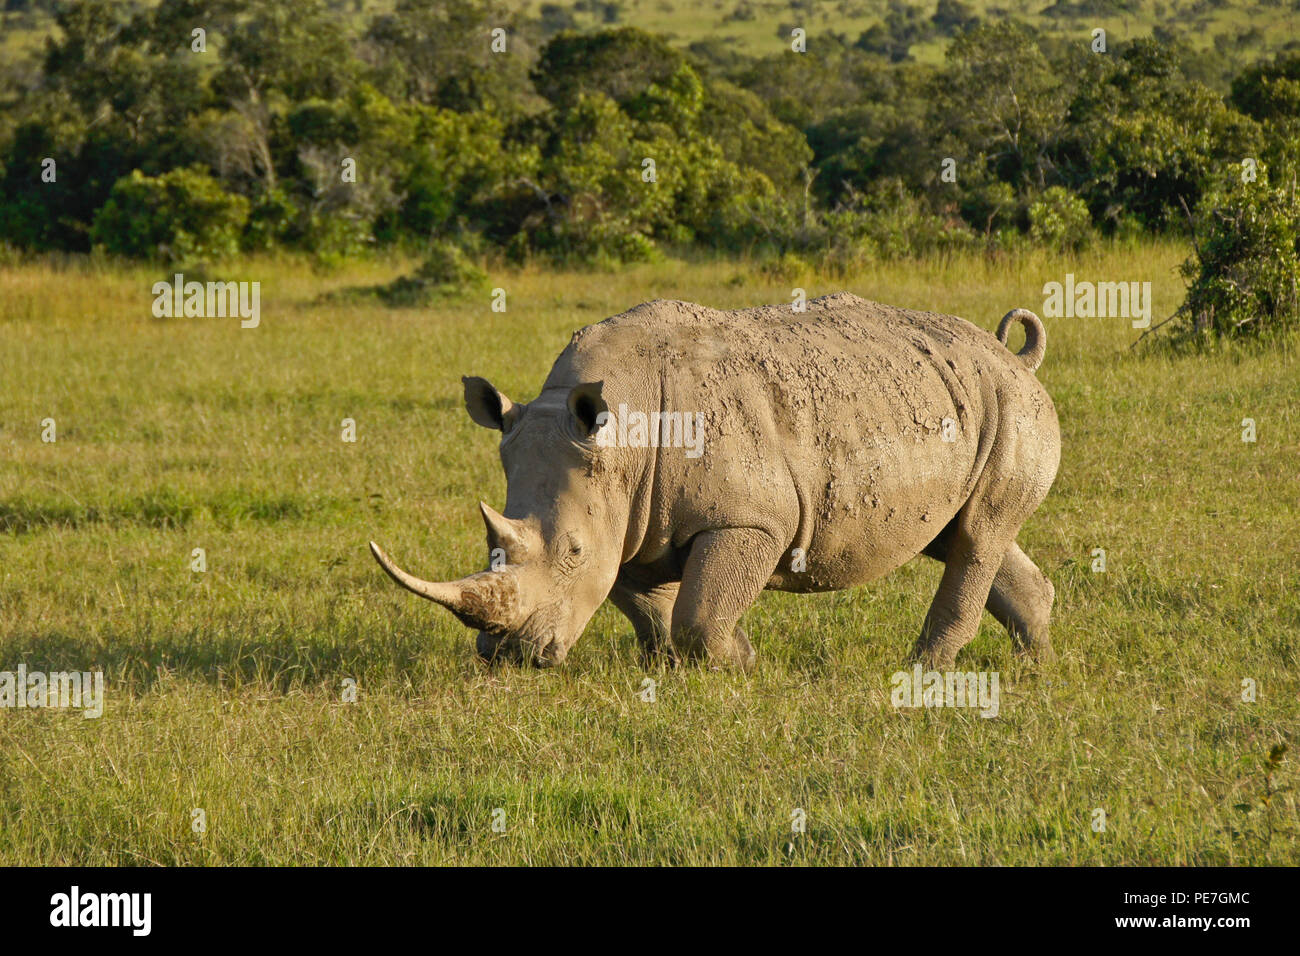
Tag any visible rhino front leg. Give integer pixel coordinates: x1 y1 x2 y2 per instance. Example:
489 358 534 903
671 528 781 671
608 577 680 665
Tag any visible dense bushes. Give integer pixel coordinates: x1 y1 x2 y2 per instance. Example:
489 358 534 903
1029 186 1093 251
1173 164 1300 342
1 0 1298 320
89 167 250 263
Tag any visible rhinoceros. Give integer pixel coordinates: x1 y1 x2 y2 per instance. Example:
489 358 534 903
370 292 1060 671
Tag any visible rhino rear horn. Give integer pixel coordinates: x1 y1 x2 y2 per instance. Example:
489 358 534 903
479 501 528 554
369 541 519 633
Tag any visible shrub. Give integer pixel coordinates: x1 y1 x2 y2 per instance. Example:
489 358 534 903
1173 165 1300 342
1028 186 1092 251
243 188 298 252
413 241 488 287
823 179 976 261
760 251 811 282
90 166 249 263
366 241 489 306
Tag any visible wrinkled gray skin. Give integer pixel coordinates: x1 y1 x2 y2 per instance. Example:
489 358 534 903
370 293 1061 671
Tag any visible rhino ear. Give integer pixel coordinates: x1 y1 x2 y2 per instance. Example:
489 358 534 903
463 376 514 431
567 381 608 438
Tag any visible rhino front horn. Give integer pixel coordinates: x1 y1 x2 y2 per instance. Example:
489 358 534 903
368 541 518 633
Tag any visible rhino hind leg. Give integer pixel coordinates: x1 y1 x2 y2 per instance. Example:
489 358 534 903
911 529 1011 670
922 528 1056 662
912 443 1057 669
985 542 1056 663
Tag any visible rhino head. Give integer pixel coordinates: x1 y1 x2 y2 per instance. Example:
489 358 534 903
369 375 626 667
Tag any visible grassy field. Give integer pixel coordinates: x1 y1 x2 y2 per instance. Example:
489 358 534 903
511 0 1298 63
4 0 1295 72
0 240 1296 865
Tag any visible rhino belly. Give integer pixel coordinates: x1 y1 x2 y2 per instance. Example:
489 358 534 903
766 434 977 592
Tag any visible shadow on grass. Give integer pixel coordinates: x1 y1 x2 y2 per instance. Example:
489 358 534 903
2 624 449 694
0 488 348 535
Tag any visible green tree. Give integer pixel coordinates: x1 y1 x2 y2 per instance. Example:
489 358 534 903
1231 52 1300 174
364 0 535 114
938 22 1070 192
531 27 687 114
1059 38 1260 230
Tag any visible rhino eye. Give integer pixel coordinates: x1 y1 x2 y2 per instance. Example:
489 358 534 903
557 536 584 572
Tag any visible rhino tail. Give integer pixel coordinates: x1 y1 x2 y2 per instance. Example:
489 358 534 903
996 308 1046 373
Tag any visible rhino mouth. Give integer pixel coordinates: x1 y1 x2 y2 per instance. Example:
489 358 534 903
475 631 559 668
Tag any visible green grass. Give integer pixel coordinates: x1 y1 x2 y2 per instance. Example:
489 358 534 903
3 1 1295 74
0 241 1296 865
511 0 1300 64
